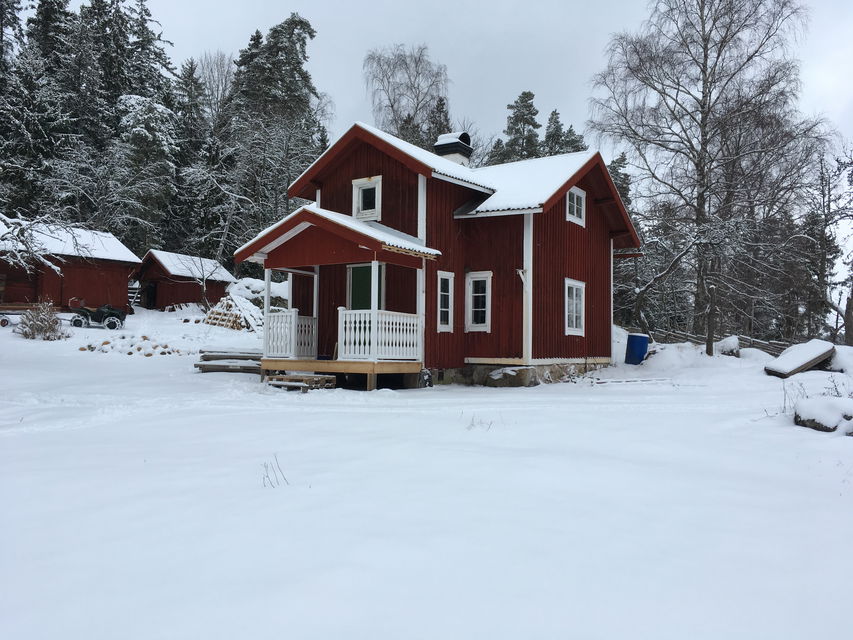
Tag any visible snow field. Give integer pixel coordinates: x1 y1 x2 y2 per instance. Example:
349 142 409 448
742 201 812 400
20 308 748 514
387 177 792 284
1 317 852 639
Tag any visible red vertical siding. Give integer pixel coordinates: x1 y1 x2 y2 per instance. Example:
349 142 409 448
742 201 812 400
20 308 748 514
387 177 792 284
423 180 524 368
316 264 347 358
289 273 314 316
533 174 612 359
316 140 419 237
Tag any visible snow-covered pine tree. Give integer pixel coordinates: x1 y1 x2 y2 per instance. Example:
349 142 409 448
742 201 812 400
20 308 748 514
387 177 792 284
0 0 23 92
607 152 631 209
424 96 451 147
25 0 73 79
81 0 133 110
127 0 174 105
224 14 329 264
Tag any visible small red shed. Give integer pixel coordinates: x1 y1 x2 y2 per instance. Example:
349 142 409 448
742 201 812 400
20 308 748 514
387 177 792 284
0 225 141 310
134 249 235 309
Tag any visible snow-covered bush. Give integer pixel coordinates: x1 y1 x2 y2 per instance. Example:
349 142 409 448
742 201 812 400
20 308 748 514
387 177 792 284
16 301 68 341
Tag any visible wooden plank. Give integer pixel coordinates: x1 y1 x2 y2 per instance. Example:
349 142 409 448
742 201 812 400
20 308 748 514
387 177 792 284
261 358 422 375
764 340 835 379
194 360 261 374
199 351 262 362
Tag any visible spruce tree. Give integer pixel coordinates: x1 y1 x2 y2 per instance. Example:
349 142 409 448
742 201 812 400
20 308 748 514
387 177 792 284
502 91 541 161
127 0 173 104
0 0 23 92
81 0 132 108
424 96 451 147
607 152 632 208
25 0 73 79
542 109 587 155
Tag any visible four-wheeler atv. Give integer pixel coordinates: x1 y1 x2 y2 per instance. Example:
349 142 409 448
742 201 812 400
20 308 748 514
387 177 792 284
69 299 127 330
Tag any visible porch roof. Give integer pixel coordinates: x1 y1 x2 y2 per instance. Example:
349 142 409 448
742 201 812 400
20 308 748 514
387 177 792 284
234 204 441 265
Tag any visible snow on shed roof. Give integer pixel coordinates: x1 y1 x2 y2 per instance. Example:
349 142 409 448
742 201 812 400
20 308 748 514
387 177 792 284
470 151 597 212
146 249 236 282
0 223 141 263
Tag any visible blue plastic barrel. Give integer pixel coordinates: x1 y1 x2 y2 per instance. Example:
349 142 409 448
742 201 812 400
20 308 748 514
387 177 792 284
625 333 650 365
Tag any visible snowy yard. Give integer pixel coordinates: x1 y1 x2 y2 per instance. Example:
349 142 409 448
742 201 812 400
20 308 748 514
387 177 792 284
2 316 852 639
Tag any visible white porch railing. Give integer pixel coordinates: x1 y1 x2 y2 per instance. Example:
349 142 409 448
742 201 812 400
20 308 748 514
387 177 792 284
264 308 318 358
338 307 422 360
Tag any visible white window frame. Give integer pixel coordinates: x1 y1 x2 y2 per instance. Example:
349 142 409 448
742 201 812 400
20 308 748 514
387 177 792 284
566 186 586 227
564 277 585 336
465 271 492 333
437 270 454 333
352 176 382 221
346 263 386 310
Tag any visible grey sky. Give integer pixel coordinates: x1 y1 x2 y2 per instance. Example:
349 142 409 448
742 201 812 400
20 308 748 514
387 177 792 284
148 0 852 146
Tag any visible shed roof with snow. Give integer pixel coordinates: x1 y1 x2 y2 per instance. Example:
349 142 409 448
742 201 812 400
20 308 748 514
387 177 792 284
143 250 236 283
0 224 141 264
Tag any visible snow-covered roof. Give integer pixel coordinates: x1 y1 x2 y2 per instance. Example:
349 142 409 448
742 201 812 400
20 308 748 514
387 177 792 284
303 204 441 256
146 249 236 282
0 223 141 263
293 122 600 214
470 151 597 213
236 204 441 260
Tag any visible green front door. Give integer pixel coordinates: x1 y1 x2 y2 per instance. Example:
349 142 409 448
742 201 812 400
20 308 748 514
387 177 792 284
349 265 383 310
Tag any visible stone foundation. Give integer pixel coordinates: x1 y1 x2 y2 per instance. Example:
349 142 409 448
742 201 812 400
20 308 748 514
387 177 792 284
429 361 609 388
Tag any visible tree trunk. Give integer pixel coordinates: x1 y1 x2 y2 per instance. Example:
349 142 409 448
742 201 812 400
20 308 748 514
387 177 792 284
845 295 853 347
706 285 717 356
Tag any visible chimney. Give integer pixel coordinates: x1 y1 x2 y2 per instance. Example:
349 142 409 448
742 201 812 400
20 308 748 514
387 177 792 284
433 132 473 166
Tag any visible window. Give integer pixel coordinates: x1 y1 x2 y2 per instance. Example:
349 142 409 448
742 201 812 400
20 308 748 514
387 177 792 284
437 271 454 332
564 278 585 336
352 176 382 221
566 186 586 226
465 271 492 332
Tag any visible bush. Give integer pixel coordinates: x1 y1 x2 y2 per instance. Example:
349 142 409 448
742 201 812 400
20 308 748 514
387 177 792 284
17 300 68 341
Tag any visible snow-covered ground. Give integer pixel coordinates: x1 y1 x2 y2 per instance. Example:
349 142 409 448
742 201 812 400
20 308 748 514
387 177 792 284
2 316 852 639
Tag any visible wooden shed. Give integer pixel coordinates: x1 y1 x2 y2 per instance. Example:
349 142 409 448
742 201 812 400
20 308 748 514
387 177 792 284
0 225 141 310
134 249 235 309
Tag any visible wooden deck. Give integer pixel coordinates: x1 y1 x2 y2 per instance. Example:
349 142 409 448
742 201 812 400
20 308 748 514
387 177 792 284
261 358 423 375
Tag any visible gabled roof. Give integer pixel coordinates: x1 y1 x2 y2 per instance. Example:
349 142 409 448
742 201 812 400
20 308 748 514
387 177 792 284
0 223 141 264
287 122 640 248
144 249 236 283
470 151 597 213
235 204 440 264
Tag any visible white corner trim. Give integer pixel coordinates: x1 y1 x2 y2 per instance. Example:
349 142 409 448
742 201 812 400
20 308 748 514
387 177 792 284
522 213 533 362
417 174 427 241
566 186 586 227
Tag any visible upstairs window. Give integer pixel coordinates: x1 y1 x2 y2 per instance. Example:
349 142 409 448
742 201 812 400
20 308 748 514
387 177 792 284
465 271 492 333
352 176 382 221
564 278 585 336
437 271 454 332
566 186 586 226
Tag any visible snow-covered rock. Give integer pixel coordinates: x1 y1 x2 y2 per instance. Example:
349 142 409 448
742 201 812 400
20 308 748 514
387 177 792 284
794 396 853 435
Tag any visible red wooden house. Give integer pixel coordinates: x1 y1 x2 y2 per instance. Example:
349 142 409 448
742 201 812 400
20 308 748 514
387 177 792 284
134 249 235 309
234 122 640 387
0 225 140 311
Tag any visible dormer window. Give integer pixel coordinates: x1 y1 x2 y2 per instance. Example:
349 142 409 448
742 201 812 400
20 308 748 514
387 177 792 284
566 186 586 226
352 176 382 221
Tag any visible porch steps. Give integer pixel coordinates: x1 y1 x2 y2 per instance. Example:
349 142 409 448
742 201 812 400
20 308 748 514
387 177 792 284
194 359 262 374
266 373 337 393
194 349 263 374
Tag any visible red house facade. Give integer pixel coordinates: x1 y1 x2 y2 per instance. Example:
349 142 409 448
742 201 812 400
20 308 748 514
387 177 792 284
235 123 640 387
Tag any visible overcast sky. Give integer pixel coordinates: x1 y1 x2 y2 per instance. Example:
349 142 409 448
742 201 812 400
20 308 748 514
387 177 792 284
145 0 851 148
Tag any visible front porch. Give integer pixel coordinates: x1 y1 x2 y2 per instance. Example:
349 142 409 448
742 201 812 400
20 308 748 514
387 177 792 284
238 206 441 390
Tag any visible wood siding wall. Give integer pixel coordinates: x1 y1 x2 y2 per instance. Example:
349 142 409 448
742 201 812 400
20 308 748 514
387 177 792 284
317 140 419 236
423 180 524 368
533 174 612 359
1 259 134 310
136 259 228 309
